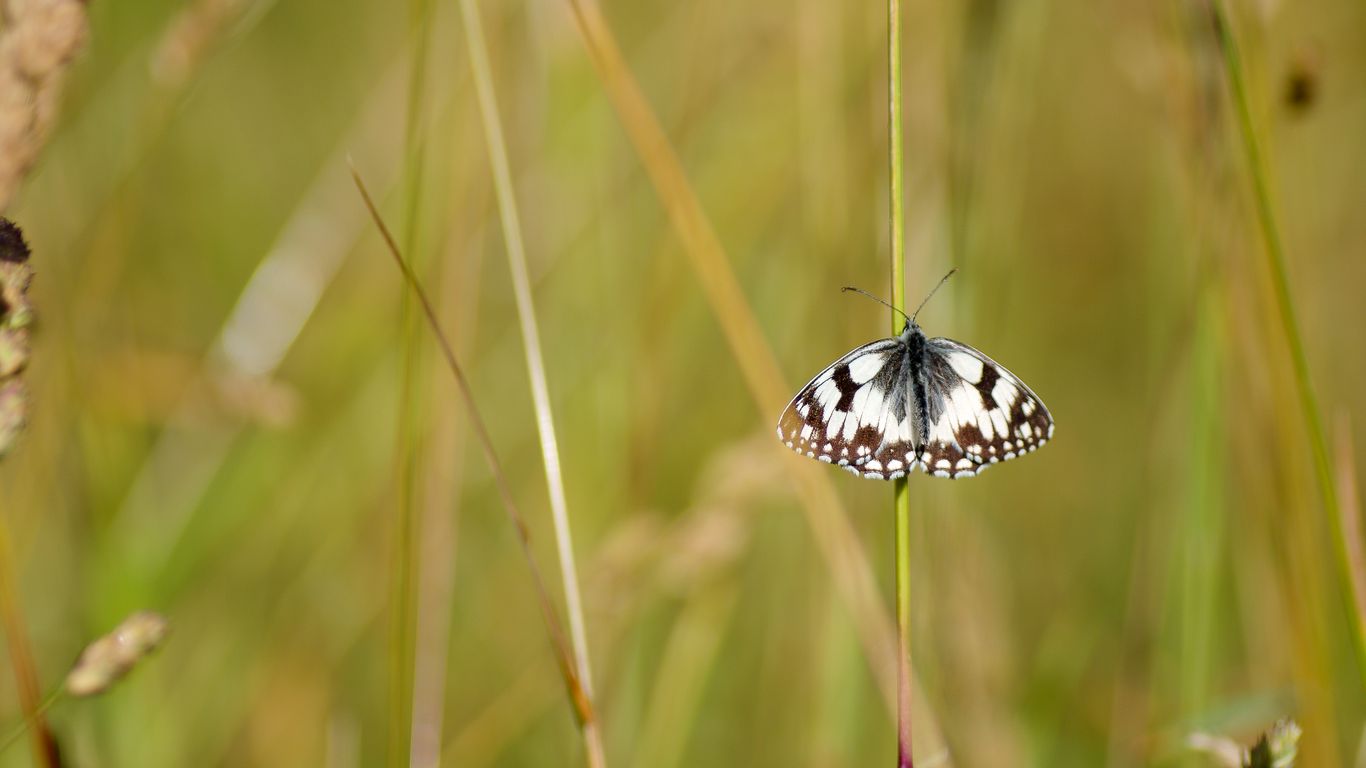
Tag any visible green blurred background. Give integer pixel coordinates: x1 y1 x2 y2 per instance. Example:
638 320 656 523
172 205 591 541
2 0 1365 765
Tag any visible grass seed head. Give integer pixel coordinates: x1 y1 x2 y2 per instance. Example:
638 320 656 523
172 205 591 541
65 611 170 697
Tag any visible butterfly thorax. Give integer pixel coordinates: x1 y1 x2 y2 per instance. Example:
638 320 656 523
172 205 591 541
899 323 930 446
900 321 925 353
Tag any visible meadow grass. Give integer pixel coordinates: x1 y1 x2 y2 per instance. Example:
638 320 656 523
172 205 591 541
0 1 1361 766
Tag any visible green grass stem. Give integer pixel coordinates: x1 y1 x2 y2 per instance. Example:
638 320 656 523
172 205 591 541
888 0 913 766
389 3 434 764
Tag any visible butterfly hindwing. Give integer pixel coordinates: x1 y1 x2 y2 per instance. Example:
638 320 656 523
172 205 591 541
776 339 919 479
917 338 1054 478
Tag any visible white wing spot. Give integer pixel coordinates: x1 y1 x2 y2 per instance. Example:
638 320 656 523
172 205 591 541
848 353 886 385
992 378 1018 409
949 384 980 420
990 409 1009 439
976 410 995 441
947 352 984 383
826 411 846 440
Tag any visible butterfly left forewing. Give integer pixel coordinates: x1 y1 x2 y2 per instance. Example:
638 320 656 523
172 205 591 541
777 339 918 478
918 338 1054 478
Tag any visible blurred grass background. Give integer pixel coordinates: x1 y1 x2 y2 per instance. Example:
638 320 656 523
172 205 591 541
1 0 1365 765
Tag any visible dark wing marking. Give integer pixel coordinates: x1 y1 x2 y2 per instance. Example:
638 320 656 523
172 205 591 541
917 338 1054 478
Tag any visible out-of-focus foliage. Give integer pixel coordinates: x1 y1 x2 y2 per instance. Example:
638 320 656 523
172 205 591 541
0 0 1363 765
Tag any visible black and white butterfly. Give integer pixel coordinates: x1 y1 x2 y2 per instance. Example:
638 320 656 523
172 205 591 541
776 275 1053 479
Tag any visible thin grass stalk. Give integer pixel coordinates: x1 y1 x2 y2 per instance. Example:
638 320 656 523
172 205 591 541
389 3 434 764
351 166 600 756
887 0 914 765
456 2 606 766
1210 0 1366 689
560 0 932 731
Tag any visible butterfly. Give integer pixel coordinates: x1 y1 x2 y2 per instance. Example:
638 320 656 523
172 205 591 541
776 273 1053 479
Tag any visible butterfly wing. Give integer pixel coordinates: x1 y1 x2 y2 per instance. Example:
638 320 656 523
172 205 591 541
776 339 920 479
917 337 1054 478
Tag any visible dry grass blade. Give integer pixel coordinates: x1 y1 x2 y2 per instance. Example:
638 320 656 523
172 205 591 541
456 3 605 766
561 0 932 733
349 165 598 738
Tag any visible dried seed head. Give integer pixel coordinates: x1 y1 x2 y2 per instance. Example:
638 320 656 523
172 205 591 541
0 0 89 210
65 611 170 697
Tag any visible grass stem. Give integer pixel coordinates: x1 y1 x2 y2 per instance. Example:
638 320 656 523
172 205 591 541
389 3 433 764
456 2 605 765
888 0 913 765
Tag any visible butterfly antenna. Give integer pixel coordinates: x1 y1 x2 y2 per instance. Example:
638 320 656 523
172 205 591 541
840 286 912 325
910 268 957 322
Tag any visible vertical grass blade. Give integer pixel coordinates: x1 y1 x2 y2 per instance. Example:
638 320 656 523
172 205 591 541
1211 0 1366 691
887 0 914 766
390 4 433 763
456 2 606 766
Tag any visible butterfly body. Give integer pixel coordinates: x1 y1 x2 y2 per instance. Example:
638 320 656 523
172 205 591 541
777 320 1053 479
